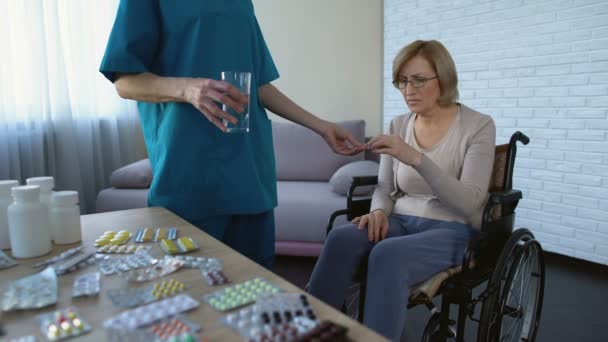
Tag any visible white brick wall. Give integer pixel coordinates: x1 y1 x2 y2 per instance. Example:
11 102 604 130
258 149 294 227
384 0 608 265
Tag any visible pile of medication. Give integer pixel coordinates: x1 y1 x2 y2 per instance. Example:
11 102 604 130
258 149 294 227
36 307 91 341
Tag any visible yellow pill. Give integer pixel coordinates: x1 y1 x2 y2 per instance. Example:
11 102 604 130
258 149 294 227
161 239 179 254
179 237 195 250
95 239 111 246
60 321 72 333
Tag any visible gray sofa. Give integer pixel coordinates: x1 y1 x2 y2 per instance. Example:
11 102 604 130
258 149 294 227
96 120 379 257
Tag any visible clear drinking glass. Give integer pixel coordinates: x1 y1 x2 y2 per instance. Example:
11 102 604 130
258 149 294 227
221 71 251 133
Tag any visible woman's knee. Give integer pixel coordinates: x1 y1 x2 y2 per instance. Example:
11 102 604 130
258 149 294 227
325 223 367 247
368 239 410 273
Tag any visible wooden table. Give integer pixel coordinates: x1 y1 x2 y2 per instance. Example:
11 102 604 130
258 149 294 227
0 207 387 341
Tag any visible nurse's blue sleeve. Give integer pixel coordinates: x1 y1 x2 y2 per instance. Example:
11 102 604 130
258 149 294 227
253 17 280 87
99 0 160 82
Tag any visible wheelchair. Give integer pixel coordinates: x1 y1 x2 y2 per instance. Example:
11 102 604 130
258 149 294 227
324 131 545 342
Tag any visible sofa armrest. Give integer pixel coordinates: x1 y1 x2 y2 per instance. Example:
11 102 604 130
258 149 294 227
110 159 152 189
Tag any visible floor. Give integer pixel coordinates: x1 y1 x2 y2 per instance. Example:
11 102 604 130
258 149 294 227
273 251 608 342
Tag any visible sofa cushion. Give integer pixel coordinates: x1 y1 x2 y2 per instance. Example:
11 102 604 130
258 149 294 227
329 160 379 196
275 181 357 242
96 188 149 213
272 120 365 181
110 159 152 188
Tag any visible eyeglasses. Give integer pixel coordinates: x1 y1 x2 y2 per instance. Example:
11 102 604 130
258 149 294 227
392 76 437 89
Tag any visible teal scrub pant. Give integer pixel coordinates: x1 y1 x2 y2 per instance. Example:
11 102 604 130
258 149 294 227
189 210 275 269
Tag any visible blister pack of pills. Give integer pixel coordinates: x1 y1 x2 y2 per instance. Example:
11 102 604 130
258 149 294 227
0 250 17 269
96 244 149 254
36 307 91 341
2 267 58 312
222 293 318 340
54 249 97 276
172 255 221 270
72 272 101 298
97 251 158 276
145 316 204 342
135 227 178 243
160 237 199 255
292 320 349 342
204 277 281 312
108 278 187 308
201 269 230 286
7 335 36 342
32 246 84 268
103 294 200 330
94 230 132 247
105 315 204 342
121 256 184 283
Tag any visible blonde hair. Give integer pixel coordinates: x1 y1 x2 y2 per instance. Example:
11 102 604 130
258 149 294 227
392 40 459 105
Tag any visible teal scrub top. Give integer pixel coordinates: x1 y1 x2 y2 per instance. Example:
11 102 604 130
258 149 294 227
100 0 279 220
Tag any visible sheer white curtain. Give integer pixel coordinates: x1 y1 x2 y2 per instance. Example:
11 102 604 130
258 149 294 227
0 0 145 213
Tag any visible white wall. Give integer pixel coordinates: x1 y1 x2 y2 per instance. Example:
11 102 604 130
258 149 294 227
254 0 384 135
385 0 608 265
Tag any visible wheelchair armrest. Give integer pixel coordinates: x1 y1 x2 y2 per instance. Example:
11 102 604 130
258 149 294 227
346 176 378 204
482 189 523 231
352 176 379 186
326 209 350 236
488 189 523 205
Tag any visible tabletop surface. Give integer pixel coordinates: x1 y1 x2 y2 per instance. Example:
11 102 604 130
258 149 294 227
0 207 387 341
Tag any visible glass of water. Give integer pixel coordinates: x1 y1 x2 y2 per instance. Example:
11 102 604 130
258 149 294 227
221 71 251 133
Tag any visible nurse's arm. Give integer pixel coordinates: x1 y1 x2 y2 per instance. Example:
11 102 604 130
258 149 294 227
258 84 364 155
114 72 247 131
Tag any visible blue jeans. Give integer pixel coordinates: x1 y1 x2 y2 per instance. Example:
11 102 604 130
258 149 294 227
189 210 275 269
308 214 477 341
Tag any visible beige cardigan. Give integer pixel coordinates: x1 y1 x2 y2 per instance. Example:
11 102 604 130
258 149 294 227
370 104 496 229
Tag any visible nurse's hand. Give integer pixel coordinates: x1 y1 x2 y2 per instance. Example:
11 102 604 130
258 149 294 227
319 122 365 156
352 209 389 243
184 78 249 132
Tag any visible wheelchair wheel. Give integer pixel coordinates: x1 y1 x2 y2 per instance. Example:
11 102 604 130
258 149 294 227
477 228 545 342
343 283 361 321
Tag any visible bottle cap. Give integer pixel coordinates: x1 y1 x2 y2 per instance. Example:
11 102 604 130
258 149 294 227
0 180 19 196
51 191 79 206
26 177 54 191
12 185 41 202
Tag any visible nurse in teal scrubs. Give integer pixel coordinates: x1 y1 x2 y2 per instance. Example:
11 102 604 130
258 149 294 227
100 0 363 268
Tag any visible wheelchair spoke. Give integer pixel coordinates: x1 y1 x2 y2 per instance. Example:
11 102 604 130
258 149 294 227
500 242 542 342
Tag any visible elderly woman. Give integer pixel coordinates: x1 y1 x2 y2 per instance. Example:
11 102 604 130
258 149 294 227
308 40 496 341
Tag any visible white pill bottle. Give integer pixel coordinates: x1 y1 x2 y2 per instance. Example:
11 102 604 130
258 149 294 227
49 191 82 244
8 185 52 258
0 180 19 250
